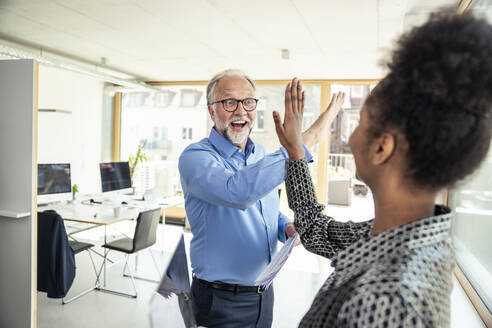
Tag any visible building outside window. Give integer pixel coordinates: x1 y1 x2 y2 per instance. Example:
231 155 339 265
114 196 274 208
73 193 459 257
182 127 193 140
250 84 322 214
154 91 175 107
125 92 148 107
254 98 266 131
120 85 208 197
181 89 203 107
328 84 375 180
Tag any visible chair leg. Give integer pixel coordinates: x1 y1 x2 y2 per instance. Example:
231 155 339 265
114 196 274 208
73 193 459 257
122 256 128 276
87 249 101 286
126 254 139 296
95 249 108 287
149 248 162 279
61 250 98 305
62 285 97 305
96 253 138 298
122 249 161 283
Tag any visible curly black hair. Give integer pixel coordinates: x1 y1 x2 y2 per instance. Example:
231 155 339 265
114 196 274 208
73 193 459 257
366 12 492 191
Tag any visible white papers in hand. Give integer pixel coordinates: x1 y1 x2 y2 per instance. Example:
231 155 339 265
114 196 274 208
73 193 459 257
255 234 298 288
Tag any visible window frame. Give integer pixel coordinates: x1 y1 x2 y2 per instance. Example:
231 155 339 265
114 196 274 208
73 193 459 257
447 188 492 326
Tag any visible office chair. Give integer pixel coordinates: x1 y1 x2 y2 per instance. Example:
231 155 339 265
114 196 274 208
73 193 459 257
62 240 99 304
98 208 162 298
37 210 99 305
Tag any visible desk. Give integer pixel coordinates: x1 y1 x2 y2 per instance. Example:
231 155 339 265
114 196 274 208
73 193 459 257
42 196 184 297
47 202 141 226
43 201 144 291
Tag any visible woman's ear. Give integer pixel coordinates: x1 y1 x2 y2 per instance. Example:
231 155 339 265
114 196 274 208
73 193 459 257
370 132 396 166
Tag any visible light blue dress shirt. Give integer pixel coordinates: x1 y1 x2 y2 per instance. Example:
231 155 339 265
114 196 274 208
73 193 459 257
179 128 312 285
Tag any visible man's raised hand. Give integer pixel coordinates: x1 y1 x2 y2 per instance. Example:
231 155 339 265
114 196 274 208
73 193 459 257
301 91 346 148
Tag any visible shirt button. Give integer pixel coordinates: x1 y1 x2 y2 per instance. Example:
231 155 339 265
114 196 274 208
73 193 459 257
270 247 273 252
267 225 270 229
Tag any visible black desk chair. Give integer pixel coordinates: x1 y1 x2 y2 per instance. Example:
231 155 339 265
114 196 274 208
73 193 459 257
37 210 98 304
63 240 98 304
97 208 162 298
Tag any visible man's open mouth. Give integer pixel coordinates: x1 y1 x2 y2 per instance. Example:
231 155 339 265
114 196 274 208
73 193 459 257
230 120 248 129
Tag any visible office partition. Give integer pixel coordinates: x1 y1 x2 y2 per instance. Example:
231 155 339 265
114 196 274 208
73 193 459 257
0 59 37 328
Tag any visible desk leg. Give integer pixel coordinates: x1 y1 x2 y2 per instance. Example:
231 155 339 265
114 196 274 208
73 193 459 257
104 225 107 287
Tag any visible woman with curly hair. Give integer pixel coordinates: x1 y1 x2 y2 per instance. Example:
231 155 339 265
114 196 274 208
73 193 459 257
273 12 492 327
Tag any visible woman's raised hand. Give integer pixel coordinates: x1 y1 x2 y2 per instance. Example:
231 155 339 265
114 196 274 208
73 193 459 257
273 77 306 160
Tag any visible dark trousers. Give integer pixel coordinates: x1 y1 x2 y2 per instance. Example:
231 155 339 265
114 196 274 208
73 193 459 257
191 279 274 328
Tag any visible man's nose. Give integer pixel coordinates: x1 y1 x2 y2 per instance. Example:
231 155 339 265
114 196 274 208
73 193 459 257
235 101 247 115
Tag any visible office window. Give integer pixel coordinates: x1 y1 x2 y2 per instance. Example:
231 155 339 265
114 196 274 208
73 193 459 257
252 83 322 211
253 84 321 152
120 85 208 197
181 127 193 140
256 110 264 130
125 93 148 107
154 91 176 107
119 81 378 206
326 83 375 211
449 146 492 313
351 85 364 98
329 84 374 157
254 98 266 131
181 89 203 107
161 127 167 140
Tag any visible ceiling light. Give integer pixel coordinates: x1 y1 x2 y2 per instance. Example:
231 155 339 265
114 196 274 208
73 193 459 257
0 41 161 92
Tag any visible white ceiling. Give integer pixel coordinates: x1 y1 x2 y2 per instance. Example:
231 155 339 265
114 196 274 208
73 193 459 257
0 0 461 81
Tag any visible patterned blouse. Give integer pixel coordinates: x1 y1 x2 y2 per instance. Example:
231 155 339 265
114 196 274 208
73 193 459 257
286 158 455 328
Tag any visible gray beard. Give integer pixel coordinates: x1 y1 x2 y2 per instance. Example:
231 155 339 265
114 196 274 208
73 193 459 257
218 125 252 146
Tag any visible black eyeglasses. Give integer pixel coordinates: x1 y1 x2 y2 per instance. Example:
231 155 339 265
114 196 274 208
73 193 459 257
210 98 259 112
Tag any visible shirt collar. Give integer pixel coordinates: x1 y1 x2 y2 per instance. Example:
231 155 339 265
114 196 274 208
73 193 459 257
209 128 256 158
245 138 256 157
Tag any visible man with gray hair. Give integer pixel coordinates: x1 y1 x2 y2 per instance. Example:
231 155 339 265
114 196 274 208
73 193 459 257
178 69 342 327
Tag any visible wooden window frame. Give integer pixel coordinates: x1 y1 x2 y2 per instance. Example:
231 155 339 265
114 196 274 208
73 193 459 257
446 190 492 326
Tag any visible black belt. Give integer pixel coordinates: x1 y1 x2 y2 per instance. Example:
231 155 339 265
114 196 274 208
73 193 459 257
194 277 266 294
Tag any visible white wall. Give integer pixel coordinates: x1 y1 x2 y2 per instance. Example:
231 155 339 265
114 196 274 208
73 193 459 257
0 59 36 328
38 65 104 194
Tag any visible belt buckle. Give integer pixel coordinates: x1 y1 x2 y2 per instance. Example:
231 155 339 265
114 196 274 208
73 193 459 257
256 285 265 294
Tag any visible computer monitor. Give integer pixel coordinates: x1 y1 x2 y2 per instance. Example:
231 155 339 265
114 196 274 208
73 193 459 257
37 163 72 204
99 161 132 195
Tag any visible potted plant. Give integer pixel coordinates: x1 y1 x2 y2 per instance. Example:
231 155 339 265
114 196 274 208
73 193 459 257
129 139 148 184
72 183 79 201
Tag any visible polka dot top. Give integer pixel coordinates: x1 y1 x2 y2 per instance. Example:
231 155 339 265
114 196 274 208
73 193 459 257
286 158 455 328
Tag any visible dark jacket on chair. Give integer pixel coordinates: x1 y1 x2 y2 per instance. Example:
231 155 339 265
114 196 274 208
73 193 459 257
38 210 76 298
